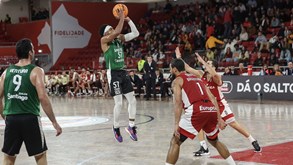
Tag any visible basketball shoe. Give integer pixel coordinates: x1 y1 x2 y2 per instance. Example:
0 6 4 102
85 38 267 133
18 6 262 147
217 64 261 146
125 126 137 141
194 146 210 156
113 126 123 143
252 141 261 152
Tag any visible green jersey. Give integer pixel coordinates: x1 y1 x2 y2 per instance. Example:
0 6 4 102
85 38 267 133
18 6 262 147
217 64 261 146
4 64 40 116
104 39 125 70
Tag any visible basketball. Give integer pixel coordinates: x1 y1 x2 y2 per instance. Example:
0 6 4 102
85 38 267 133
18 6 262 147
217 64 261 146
112 4 128 19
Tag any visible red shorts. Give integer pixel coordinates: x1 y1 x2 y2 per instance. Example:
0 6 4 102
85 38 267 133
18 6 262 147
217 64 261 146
179 101 219 140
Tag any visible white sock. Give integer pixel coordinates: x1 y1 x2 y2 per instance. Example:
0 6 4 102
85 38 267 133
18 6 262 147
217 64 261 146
225 155 236 165
200 140 208 150
129 121 135 127
165 163 173 165
248 135 256 143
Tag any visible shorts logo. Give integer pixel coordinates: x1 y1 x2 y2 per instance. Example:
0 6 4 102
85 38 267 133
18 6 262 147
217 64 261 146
221 81 233 94
113 81 121 95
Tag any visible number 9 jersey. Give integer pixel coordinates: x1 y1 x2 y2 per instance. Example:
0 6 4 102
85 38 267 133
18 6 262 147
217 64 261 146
3 64 40 116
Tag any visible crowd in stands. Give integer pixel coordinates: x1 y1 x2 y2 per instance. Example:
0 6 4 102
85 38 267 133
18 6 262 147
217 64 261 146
45 64 172 99
121 0 293 76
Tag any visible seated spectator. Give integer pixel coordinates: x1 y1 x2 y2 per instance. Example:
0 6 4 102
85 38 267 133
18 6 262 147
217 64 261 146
58 71 69 96
90 70 103 96
269 35 282 50
193 31 205 50
239 27 249 41
259 64 271 75
280 48 292 63
155 69 165 98
129 70 143 96
272 64 283 76
222 47 233 62
232 44 242 62
242 17 252 29
237 62 247 75
223 67 233 75
253 52 264 66
270 17 280 28
255 31 269 51
283 62 293 76
206 49 215 61
100 69 109 97
241 49 250 65
269 52 279 66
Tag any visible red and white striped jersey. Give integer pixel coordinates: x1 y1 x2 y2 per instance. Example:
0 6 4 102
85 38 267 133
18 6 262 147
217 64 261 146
201 72 225 102
179 72 210 109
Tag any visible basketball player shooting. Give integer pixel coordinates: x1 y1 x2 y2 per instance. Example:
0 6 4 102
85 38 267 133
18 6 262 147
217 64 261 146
99 7 139 143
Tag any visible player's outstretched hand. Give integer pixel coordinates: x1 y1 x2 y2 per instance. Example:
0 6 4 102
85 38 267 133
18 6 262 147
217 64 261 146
195 53 205 64
174 123 180 138
175 47 181 59
218 118 227 130
52 122 62 136
117 9 125 20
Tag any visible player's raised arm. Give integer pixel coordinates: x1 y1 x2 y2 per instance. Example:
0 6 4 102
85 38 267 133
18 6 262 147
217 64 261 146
100 9 125 48
175 47 203 78
120 17 139 42
195 53 222 86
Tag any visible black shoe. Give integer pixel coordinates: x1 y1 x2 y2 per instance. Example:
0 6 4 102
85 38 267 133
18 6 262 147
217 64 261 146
252 140 261 152
194 146 210 156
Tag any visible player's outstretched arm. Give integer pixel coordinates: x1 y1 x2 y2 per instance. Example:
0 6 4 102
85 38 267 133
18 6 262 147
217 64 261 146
195 53 222 86
101 9 125 45
0 70 7 119
121 17 139 42
32 67 62 136
175 47 203 78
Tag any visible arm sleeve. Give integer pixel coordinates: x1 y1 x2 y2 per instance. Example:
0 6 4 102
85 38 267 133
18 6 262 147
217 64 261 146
124 20 140 42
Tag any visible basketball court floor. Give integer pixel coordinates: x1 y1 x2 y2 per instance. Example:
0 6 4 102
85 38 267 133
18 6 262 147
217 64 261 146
0 96 292 165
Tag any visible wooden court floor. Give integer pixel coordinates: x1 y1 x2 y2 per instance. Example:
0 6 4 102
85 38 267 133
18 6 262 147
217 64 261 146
0 96 292 165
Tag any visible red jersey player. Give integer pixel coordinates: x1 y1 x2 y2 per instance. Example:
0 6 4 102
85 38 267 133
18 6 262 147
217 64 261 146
175 47 261 156
165 59 236 165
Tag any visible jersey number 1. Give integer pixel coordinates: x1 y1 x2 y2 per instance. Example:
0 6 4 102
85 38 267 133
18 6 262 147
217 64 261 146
13 75 22 91
196 82 204 95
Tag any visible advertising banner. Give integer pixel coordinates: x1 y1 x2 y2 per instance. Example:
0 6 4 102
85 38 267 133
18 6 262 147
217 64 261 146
222 76 293 101
51 2 148 67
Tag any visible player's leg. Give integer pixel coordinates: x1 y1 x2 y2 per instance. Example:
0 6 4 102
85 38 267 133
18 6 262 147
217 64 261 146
3 154 16 165
2 116 23 165
167 106 200 164
194 129 210 156
166 134 187 165
203 110 236 165
222 102 261 152
229 121 261 152
108 70 124 142
113 95 123 142
207 137 236 165
122 71 137 141
22 116 48 162
34 152 47 165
